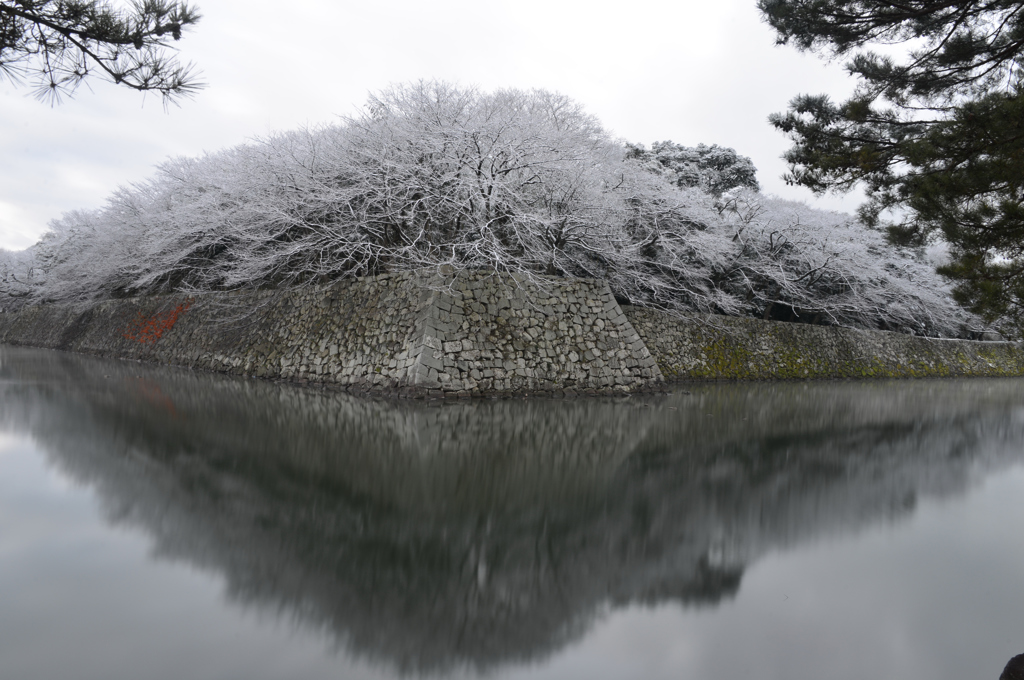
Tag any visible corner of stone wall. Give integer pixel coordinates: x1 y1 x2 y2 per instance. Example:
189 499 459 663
594 284 664 384
404 286 445 390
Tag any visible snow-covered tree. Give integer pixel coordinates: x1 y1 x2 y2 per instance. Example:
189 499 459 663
0 82 989 338
626 142 760 196
0 248 31 310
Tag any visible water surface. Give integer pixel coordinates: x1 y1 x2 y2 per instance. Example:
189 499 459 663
1 346 1023 679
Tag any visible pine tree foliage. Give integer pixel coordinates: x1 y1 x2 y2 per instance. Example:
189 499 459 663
0 0 201 103
760 0 1024 333
0 82 985 337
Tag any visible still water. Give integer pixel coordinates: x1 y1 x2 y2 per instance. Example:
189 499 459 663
1 346 1023 680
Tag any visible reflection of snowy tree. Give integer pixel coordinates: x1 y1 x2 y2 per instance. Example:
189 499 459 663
4 349 1024 675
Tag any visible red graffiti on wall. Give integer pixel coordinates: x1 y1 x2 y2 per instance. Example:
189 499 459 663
123 300 193 344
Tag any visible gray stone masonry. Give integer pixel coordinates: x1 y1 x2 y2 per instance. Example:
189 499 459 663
0 270 662 397
2 270 1023 396
624 307 1024 380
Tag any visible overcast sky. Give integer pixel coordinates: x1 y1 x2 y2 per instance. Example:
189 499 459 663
0 0 863 252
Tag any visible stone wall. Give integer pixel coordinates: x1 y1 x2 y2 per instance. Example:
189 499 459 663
2 270 1023 394
625 307 1024 380
0 270 662 397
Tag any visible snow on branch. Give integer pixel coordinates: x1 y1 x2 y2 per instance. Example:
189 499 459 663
0 81 987 338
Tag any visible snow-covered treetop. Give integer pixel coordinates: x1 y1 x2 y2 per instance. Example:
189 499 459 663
626 142 760 196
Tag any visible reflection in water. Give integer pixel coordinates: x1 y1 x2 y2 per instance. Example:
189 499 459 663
2 347 1024 675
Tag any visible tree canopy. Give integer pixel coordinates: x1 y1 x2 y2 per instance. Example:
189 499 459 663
760 0 1024 334
0 82 985 338
0 0 201 103
625 142 760 197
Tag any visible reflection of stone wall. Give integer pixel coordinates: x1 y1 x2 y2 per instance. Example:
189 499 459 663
0 347 655 514
0 271 661 396
627 307 1024 380
4 347 1024 675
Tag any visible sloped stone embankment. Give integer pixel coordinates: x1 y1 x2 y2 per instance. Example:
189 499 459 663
2 271 1024 394
0 271 662 397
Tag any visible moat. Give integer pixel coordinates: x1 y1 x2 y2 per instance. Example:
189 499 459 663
1 345 1022 679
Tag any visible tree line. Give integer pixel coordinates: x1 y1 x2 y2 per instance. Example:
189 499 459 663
0 83 984 337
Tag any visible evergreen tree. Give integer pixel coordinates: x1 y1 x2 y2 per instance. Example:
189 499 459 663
0 0 201 103
626 141 760 196
761 0 1024 333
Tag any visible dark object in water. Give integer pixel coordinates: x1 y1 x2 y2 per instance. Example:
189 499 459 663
1001 654 1024 680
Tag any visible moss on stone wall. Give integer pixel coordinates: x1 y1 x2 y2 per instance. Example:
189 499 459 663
624 307 1024 380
